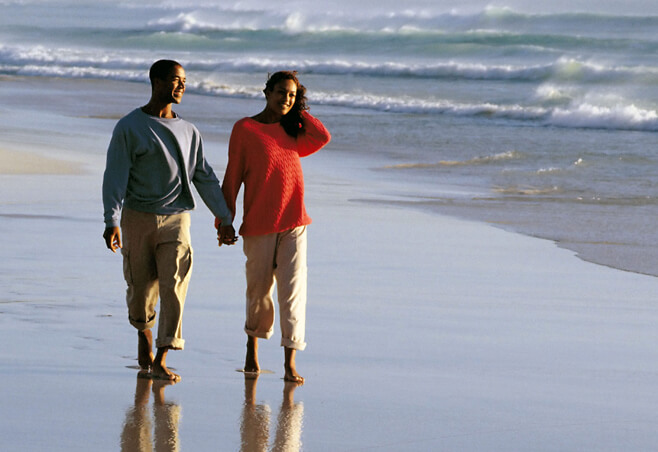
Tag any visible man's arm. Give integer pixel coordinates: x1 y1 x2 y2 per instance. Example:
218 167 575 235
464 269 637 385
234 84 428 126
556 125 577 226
188 133 237 246
102 120 131 252
215 122 247 247
191 136 233 225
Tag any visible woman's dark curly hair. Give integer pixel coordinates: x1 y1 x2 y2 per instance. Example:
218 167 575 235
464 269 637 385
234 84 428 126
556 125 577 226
264 71 308 138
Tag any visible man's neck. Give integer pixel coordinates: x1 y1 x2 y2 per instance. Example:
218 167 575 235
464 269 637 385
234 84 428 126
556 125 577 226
141 102 175 119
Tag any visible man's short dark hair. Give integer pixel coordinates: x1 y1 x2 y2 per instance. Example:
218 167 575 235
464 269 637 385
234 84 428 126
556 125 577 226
149 60 181 84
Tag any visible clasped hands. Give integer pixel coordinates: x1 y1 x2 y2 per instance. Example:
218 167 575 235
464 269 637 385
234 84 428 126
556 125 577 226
217 224 238 247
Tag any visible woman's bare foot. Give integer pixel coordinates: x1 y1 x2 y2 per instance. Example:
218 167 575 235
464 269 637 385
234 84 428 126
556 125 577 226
284 347 304 384
137 330 154 377
244 336 260 373
152 347 181 382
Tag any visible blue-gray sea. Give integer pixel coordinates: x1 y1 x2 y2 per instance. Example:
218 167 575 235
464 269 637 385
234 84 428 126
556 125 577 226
3 0 658 276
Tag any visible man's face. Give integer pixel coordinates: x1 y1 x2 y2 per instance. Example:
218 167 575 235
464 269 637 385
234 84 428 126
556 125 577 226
155 65 186 104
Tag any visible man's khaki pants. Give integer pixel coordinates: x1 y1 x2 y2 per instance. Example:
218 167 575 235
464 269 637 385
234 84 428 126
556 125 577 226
243 226 307 351
120 208 192 350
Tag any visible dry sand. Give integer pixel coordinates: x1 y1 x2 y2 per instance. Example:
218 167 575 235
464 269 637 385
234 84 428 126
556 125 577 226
0 148 86 175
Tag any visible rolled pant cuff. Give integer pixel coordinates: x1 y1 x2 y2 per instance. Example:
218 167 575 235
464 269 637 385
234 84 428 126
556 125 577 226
281 337 306 351
129 316 156 331
244 326 273 340
155 337 185 350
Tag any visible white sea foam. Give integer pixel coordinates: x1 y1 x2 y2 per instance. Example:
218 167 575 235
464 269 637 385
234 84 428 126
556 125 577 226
536 167 563 174
550 103 658 131
3 41 657 132
2 40 655 85
136 3 658 36
0 3 656 135
386 151 524 169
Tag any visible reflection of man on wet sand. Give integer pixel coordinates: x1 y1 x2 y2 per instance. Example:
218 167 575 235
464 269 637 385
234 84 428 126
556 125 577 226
121 378 180 452
240 376 304 452
102 59 236 381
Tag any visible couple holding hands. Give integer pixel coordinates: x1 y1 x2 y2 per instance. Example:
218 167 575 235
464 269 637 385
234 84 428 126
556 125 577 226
102 60 331 384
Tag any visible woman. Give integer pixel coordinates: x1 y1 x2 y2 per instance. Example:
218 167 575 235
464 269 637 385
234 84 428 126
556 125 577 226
221 71 331 383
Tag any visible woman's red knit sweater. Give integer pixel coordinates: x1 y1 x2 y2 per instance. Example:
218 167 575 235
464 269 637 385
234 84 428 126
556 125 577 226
221 112 331 236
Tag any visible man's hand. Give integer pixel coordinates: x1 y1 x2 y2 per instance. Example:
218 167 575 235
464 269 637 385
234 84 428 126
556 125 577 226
103 227 122 253
217 224 238 247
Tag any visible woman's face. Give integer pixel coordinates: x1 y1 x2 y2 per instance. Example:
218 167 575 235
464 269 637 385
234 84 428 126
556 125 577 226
265 79 297 119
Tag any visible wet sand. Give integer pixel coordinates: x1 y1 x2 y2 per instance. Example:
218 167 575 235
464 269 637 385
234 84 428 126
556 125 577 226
2 79 658 450
2 157 658 450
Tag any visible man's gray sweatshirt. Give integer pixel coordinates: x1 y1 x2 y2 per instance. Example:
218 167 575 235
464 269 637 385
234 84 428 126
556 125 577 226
102 108 232 228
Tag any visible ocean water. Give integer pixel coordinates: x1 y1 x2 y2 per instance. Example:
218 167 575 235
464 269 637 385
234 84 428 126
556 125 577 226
2 0 658 276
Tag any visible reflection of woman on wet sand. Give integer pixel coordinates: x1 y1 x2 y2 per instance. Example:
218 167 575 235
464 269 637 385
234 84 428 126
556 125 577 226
241 375 303 452
273 382 304 451
221 71 331 383
240 376 271 451
121 378 180 452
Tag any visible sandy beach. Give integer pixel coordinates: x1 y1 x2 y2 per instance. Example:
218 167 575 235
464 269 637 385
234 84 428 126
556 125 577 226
0 148 86 175
2 76 658 451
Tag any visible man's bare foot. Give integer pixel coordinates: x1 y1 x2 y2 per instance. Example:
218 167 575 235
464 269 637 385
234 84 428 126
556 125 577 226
152 347 181 382
138 330 154 376
152 364 181 381
244 336 260 373
284 347 304 384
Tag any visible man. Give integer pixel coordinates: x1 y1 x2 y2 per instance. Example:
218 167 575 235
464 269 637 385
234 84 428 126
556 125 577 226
103 59 236 381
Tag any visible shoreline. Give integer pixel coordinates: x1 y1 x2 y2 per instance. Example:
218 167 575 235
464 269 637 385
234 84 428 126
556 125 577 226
347 163 658 279
336 178 658 279
2 137 654 280
406 198 658 279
